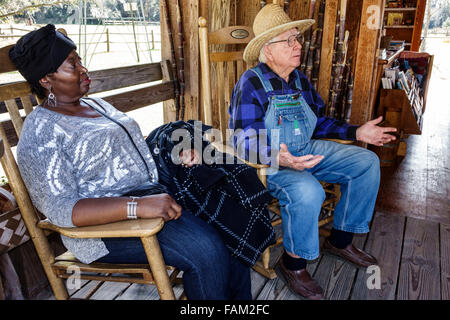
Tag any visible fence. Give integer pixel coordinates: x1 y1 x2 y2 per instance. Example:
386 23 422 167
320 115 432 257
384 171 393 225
0 25 162 65
0 25 160 48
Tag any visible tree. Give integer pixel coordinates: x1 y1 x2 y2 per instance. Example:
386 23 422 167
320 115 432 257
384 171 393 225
421 0 450 51
0 0 77 21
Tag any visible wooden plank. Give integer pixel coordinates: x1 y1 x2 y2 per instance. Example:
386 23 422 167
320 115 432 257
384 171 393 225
250 268 268 299
182 0 200 121
289 0 311 21
88 63 164 94
410 0 426 51
0 82 32 102
116 282 160 300
440 223 450 300
66 278 91 297
89 280 131 300
102 81 176 113
351 0 384 125
0 118 21 148
345 0 364 70
8 240 51 299
351 212 405 300
0 81 176 149
397 217 441 300
208 26 254 45
0 45 16 73
117 279 184 300
313 233 367 300
317 0 338 106
70 279 104 299
256 271 290 300
210 51 244 62
0 253 24 299
5 99 23 138
160 0 177 124
214 61 225 132
235 0 260 27
20 95 34 115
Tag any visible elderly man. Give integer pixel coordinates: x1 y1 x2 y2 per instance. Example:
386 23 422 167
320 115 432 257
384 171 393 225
228 4 397 300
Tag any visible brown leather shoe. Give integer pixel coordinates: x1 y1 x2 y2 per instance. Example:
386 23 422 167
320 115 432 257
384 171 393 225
279 259 324 300
323 238 378 268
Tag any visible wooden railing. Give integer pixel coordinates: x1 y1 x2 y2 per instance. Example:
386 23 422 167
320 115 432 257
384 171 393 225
0 59 175 147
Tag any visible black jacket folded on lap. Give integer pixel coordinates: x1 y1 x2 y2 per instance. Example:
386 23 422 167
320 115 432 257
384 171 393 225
145 120 276 267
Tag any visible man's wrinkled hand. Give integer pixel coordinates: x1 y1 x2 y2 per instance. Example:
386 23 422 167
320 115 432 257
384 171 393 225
356 116 397 146
278 143 324 171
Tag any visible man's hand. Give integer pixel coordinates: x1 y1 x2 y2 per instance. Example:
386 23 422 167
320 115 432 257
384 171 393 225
278 143 324 171
356 116 397 146
138 193 182 222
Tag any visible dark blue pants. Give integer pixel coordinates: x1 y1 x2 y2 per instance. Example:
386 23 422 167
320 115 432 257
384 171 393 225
96 210 252 300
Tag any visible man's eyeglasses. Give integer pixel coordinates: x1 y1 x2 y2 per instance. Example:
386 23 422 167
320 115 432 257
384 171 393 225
266 33 305 47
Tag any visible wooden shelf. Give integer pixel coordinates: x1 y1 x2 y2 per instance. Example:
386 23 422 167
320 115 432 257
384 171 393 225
384 8 417 12
382 0 426 51
371 51 433 167
384 25 414 29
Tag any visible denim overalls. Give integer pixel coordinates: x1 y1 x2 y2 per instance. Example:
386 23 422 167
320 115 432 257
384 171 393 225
251 67 317 157
250 66 380 260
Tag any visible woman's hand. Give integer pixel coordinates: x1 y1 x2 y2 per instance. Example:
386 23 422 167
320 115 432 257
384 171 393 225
179 149 201 168
356 116 397 146
277 143 324 171
137 193 182 222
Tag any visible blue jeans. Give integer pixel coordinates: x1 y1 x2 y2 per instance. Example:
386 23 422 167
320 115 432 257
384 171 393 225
96 210 252 300
267 139 380 260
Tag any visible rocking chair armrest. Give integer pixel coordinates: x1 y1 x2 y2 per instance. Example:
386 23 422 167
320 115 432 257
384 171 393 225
37 218 165 239
321 138 354 145
210 141 270 169
0 138 4 158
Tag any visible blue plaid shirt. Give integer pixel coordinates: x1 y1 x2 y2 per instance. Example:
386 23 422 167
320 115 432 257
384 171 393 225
228 63 358 163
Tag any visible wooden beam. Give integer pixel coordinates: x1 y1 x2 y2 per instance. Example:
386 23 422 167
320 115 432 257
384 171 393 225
350 0 383 125
103 81 176 113
186 0 200 121
88 63 164 94
0 45 16 73
235 0 260 27
397 217 441 299
0 82 176 148
318 0 338 106
161 0 178 123
411 0 426 51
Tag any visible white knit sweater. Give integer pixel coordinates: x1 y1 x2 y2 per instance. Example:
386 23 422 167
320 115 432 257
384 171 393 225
17 97 159 263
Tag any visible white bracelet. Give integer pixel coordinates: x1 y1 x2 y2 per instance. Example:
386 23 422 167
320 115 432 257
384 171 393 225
127 196 139 220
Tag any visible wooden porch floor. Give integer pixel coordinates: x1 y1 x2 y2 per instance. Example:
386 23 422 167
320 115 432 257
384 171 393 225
51 210 447 300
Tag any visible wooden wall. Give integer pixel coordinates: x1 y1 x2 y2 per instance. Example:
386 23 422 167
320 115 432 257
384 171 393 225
161 0 200 123
161 0 385 127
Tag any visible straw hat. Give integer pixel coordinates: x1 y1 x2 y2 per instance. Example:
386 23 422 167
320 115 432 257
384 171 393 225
243 4 315 62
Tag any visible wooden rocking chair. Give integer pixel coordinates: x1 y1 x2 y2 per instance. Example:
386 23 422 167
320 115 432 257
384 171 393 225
0 34 180 300
199 17 352 279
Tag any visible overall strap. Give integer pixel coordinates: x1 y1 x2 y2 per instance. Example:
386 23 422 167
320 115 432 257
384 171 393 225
249 65 274 93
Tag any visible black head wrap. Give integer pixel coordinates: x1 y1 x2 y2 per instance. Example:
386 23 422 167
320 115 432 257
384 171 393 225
8 24 77 86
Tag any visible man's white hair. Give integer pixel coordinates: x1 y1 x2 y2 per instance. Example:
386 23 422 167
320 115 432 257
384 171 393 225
258 46 267 63
258 33 280 63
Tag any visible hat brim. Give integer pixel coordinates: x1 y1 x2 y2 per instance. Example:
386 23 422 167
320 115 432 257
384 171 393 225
243 19 315 62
